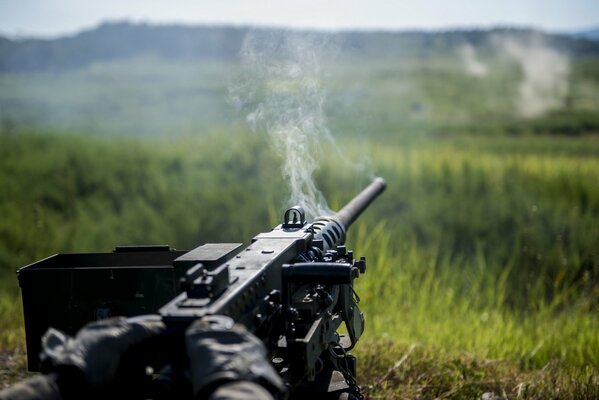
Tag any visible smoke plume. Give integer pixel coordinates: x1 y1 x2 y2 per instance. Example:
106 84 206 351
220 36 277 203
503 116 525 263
230 31 336 219
494 34 570 118
458 44 488 78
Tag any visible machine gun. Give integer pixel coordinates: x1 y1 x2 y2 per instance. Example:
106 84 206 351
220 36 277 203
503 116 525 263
17 177 386 399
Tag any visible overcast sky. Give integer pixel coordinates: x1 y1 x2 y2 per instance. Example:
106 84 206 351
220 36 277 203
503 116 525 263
1 0 598 38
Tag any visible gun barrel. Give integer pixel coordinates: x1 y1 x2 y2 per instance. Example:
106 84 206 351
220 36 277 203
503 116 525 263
311 177 386 251
334 177 386 230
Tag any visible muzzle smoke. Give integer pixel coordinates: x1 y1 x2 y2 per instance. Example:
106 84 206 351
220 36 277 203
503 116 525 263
230 31 336 219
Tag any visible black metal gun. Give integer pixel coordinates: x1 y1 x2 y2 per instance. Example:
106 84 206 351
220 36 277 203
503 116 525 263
18 177 386 398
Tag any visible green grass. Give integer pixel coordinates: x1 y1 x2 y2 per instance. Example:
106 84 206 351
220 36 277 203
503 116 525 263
3 55 599 138
358 342 599 399
0 129 597 398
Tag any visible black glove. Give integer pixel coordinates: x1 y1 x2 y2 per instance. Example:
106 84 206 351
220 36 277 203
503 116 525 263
185 315 284 400
0 374 63 400
39 315 166 394
208 381 276 400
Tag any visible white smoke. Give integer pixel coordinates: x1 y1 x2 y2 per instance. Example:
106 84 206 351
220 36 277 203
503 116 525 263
458 44 488 78
494 34 570 118
229 31 335 219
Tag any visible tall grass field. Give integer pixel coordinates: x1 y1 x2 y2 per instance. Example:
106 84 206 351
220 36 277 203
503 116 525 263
0 131 597 398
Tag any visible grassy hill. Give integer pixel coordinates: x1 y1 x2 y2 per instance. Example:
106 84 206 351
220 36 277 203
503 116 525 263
2 24 599 136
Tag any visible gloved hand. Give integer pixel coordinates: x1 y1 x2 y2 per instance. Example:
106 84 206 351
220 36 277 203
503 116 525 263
39 315 166 390
185 315 284 400
0 374 63 400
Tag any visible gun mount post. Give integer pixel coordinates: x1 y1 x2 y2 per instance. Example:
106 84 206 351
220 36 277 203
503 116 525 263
334 177 386 230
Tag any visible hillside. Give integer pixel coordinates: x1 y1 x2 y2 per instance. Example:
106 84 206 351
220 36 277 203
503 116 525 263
2 22 599 73
1 22 599 137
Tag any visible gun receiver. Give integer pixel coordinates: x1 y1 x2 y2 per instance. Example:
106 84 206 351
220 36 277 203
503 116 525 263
159 177 386 390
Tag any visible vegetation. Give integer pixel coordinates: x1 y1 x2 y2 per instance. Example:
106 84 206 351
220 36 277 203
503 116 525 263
1 130 597 397
1 25 598 398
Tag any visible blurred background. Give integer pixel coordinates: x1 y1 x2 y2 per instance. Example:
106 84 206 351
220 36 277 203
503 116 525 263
1 1 598 398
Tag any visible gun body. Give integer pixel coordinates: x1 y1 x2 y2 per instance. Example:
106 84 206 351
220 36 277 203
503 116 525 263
18 178 386 397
